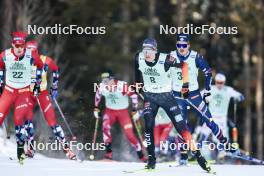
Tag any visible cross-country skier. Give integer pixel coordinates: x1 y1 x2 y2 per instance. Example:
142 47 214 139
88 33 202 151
170 34 232 164
198 73 244 159
134 38 212 172
0 32 43 163
24 40 76 160
206 73 244 139
94 72 147 162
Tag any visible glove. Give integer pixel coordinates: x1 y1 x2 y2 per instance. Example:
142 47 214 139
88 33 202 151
234 95 245 102
0 84 3 95
181 82 189 99
93 108 100 119
50 87 58 99
203 90 211 103
33 83 40 96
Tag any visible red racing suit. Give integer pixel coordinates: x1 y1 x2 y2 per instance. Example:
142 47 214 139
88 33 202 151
0 48 43 126
26 55 59 126
95 80 141 151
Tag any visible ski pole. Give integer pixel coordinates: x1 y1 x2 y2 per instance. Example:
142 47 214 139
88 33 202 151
131 113 146 152
234 100 237 124
2 121 7 145
89 117 99 160
52 98 76 140
232 101 238 143
182 98 211 121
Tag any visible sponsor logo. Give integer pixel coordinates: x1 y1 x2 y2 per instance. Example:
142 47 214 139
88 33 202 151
9 62 27 70
144 68 160 76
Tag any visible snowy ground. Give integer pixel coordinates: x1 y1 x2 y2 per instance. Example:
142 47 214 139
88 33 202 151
1 128 264 176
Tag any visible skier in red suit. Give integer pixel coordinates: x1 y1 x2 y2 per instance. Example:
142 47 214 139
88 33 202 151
0 32 43 163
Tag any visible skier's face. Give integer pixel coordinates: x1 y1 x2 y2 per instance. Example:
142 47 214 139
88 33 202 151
143 48 156 62
216 81 225 89
102 77 114 86
12 43 25 56
176 41 190 56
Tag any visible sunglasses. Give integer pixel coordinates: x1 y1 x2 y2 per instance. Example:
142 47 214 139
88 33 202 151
176 44 188 48
14 44 25 48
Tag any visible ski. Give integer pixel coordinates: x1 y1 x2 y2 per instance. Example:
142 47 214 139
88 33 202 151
122 168 159 174
168 162 216 175
226 152 264 165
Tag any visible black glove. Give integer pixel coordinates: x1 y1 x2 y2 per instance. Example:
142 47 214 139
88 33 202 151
33 83 40 96
181 82 189 99
203 90 211 104
0 83 3 95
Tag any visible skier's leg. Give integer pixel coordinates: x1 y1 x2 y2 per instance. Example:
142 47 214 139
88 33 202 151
162 93 211 171
173 95 190 164
38 90 58 126
24 94 36 157
159 123 173 154
0 87 16 125
154 125 161 153
102 108 116 159
143 98 159 169
14 91 32 161
117 109 146 161
187 91 226 143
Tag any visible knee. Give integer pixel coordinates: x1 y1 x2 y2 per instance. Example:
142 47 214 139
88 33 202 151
144 113 154 131
51 125 65 142
24 120 34 134
15 125 27 144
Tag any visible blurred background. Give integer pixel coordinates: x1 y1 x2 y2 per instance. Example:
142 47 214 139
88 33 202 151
0 0 263 160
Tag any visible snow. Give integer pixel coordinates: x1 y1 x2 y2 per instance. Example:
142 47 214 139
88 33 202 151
1 128 264 176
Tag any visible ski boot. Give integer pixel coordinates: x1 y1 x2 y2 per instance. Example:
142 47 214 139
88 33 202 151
25 140 35 158
104 143 113 160
104 151 113 160
63 144 76 160
137 150 147 162
145 156 156 170
17 142 26 164
193 150 213 173
179 150 188 165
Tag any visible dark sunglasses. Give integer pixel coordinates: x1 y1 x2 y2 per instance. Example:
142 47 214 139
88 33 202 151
176 44 188 48
14 44 25 48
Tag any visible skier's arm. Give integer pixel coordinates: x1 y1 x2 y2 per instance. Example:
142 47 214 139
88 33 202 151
0 52 5 93
45 56 59 88
31 50 44 85
164 54 183 71
134 53 144 93
94 88 103 119
122 83 138 110
0 51 5 69
195 54 212 91
94 88 102 108
165 54 188 84
228 87 245 102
